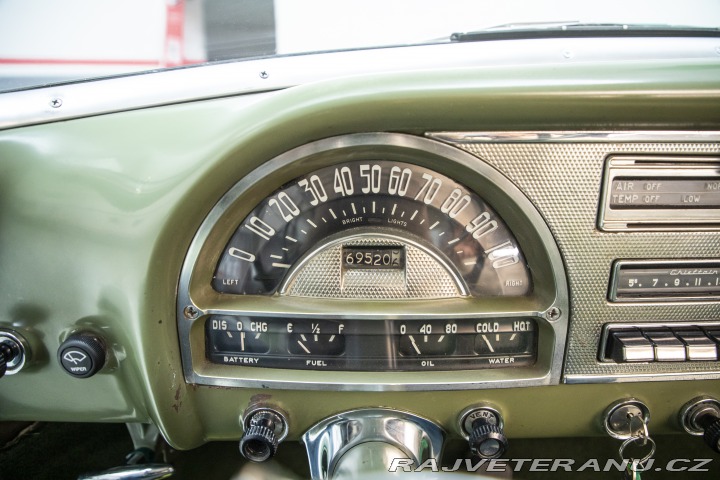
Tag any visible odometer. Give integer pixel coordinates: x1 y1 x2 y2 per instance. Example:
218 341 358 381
342 246 405 269
212 160 532 298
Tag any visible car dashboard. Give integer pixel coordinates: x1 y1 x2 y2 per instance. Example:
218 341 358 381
0 35 720 478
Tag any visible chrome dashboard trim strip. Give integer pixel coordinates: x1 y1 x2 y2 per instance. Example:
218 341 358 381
428 131 720 143
2 36 720 130
566 372 720 384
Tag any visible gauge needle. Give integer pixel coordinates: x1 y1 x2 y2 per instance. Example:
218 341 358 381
482 335 495 353
297 340 311 354
240 331 246 351
409 335 421 355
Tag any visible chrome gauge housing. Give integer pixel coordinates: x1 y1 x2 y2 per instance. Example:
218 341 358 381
177 133 568 390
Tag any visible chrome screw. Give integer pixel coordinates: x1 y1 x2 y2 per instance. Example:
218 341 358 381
259 71 269 79
183 305 200 319
545 307 561 321
50 98 63 108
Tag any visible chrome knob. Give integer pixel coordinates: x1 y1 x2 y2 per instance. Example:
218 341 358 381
469 418 508 458
680 396 720 454
240 424 278 462
0 330 30 378
239 408 287 463
460 405 508 459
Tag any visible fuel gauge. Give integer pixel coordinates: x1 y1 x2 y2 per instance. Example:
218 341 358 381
288 333 345 356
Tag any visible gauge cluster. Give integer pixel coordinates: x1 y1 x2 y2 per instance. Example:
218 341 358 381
206 316 537 371
177 133 568 390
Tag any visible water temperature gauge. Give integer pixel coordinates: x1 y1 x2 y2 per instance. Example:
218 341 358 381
475 331 533 356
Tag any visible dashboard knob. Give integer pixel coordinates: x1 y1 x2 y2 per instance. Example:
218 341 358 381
703 418 720 453
679 396 720 454
239 408 287 463
239 424 278 462
0 341 18 378
461 407 508 459
0 331 27 379
57 332 106 378
469 418 508 459
691 406 720 453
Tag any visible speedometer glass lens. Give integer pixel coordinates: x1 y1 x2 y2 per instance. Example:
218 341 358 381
213 160 531 298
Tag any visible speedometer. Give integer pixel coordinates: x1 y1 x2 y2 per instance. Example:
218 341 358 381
213 160 531 298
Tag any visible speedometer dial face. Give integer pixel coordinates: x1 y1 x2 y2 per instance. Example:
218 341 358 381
213 160 531 297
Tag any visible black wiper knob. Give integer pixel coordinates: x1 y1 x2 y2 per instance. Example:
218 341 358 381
58 332 107 378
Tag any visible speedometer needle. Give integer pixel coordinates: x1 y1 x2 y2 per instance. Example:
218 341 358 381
409 335 421 355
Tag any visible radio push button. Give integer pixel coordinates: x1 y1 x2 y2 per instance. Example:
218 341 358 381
644 330 686 362
606 331 654 363
675 329 718 361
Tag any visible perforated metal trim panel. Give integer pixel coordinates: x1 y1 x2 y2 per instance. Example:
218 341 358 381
429 134 720 381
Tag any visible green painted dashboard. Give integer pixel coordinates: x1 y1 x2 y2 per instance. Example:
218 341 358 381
0 56 719 452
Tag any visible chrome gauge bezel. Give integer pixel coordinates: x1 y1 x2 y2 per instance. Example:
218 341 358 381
177 133 568 391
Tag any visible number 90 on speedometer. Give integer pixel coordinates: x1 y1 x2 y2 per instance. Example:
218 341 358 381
213 160 532 298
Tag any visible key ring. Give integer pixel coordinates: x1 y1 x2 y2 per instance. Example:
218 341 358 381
619 435 656 466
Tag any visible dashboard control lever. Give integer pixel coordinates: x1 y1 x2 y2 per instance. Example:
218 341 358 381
459 405 508 459
679 396 720 454
240 408 288 463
